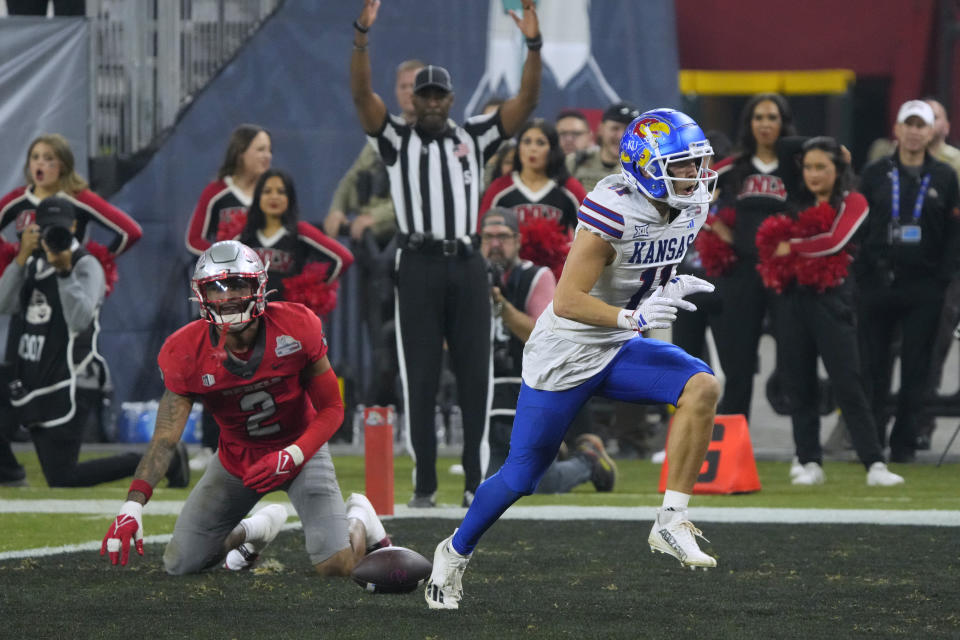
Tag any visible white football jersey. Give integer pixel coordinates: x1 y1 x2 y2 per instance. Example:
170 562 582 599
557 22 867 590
522 173 708 391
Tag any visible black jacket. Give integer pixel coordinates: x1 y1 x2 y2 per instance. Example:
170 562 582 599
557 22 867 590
854 151 960 285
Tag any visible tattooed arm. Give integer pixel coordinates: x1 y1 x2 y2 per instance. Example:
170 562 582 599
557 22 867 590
126 389 194 504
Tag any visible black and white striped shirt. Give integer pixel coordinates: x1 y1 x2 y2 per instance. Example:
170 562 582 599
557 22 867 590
368 111 504 239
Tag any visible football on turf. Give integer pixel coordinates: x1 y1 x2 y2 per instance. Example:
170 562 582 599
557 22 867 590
351 546 432 594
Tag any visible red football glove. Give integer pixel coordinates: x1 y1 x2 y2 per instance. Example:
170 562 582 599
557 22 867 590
242 445 304 492
100 501 144 566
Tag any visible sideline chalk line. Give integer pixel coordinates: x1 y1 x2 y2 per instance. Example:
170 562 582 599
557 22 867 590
2 500 957 561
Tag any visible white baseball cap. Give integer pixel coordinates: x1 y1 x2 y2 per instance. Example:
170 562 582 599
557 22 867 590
896 100 935 126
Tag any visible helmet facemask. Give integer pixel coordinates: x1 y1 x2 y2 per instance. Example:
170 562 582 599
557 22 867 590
636 139 717 209
190 240 269 333
192 274 266 332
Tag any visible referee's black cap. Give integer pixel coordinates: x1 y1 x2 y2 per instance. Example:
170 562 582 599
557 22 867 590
414 65 453 94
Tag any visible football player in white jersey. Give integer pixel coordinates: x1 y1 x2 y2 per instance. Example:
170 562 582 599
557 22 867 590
426 109 722 610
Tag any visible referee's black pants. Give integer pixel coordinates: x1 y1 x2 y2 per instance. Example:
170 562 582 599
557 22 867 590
713 259 769 419
395 248 491 497
773 283 884 468
857 277 945 458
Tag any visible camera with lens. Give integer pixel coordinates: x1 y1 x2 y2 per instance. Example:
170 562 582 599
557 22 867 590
486 260 504 288
42 225 74 253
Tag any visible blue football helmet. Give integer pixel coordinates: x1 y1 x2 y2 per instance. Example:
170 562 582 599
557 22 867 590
619 108 717 208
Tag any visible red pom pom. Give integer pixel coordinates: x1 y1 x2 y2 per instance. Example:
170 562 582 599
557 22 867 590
84 241 119 297
518 216 570 281
0 241 19 278
793 203 850 292
217 212 248 242
693 230 737 277
755 214 797 293
281 262 339 317
693 207 738 277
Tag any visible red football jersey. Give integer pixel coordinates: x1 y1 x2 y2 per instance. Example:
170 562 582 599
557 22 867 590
158 301 328 478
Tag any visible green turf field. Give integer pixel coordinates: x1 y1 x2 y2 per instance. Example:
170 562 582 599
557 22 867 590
2 519 958 639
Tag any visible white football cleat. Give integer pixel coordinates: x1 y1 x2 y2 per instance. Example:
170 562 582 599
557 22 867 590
789 457 804 480
345 493 390 550
425 531 472 610
224 504 288 571
866 462 905 487
648 508 717 569
791 462 825 486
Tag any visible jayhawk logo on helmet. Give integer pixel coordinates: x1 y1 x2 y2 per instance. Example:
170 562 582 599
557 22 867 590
632 117 672 142
618 108 717 208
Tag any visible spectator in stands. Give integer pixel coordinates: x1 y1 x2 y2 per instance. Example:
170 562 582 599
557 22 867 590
185 123 271 470
701 93 800 420
925 98 960 178
487 140 517 185
481 207 614 492
555 109 594 156
766 137 904 486
323 59 423 240
185 124 272 256
480 118 586 232
0 197 186 488
856 100 960 463
920 97 960 448
230 169 354 299
0 133 142 256
566 102 639 192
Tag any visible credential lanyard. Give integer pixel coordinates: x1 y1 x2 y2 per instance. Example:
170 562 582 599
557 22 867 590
891 167 931 224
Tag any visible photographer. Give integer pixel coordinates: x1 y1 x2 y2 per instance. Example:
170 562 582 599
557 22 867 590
0 197 188 487
482 208 615 493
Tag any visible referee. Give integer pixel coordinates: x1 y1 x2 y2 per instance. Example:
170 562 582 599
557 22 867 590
350 0 542 507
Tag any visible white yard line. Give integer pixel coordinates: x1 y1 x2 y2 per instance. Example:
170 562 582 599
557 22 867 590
2 494 959 561
3 499 959 526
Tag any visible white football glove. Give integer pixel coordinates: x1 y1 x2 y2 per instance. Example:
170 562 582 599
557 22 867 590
661 275 716 312
617 286 678 332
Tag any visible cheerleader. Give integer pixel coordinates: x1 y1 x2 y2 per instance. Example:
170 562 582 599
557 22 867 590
764 137 904 486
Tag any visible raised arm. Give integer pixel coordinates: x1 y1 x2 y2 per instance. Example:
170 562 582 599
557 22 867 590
350 0 389 135
498 0 542 137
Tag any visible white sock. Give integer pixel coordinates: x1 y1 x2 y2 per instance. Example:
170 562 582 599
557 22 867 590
660 490 691 523
240 512 270 546
346 503 371 532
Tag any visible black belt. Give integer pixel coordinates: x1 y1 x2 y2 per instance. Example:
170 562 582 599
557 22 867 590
398 232 474 257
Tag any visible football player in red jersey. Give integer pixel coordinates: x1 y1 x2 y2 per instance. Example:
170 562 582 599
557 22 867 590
100 240 389 574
